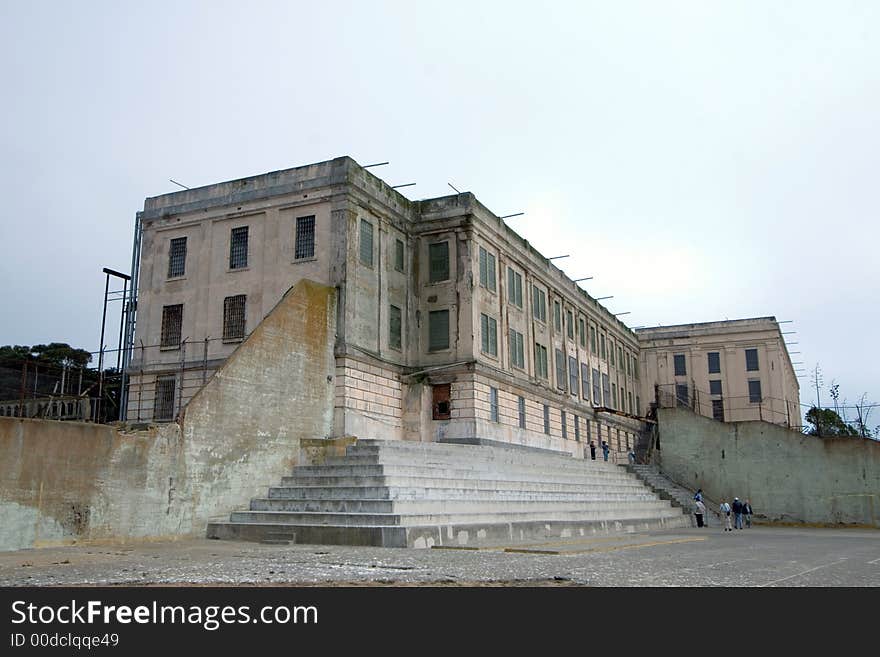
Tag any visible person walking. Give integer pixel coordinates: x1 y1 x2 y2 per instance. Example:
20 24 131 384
719 499 732 531
694 499 706 528
627 448 636 464
743 499 753 528
732 497 744 530
694 488 703 503
589 441 597 461
601 441 610 462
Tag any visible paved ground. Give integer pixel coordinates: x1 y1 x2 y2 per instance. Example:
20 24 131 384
1 525 878 587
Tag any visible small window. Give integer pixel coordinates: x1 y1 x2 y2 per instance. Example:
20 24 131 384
709 379 722 396
294 215 316 260
507 267 523 308
592 368 601 404
478 246 496 291
428 310 450 351
676 383 690 407
223 295 247 341
581 363 590 401
611 383 618 409
609 340 615 366
600 334 606 360
745 348 759 372
389 305 402 350
618 346 624 370
628 391 633 414
555 349 567 391
568 356 578 396
480 313 497 357
489 387 499 422
229 226 249 269
432 384 451 420
636 396 641 415
543 404 550 435
518 396 526 428
509 329 524 369
566 310 574 339
574 414 580 442
168 237 187 278
429 241 450 282
579 318 586 347
532 286 547 322
748 379 762 403
160 304 183 348
534 343 548 379
674 354 687 376
626 351 631 376
359 219 374 267
395 239 405 272
153 376 176 421
561 410 567 439
712 399 725 421
633 356 639 380
590 326 597 354
554 301 561 331
708 351 721 374
602 373 610 406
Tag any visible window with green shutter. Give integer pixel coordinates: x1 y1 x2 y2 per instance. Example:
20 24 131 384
507 267 522 308
534 343 548 379
554 301 561 331
568 356 578 396
429 241 450 282
509 329 524 368
480 313 497 356
428 309 449 351
555 349 566 391
478 246 496 292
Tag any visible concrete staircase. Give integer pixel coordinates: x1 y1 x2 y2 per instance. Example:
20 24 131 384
207 439 692 548
626 464 721 527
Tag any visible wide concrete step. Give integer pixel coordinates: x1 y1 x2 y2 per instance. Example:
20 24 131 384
281 474 649 491
343 445 620 470
249 496 664 513
267 483 656 501
289 463 640 483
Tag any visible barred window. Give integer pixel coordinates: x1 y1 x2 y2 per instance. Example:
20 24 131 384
574 414 580 442
223 295 247 341
543 404 550 435
480 313 497 356
359 219 373 267
745 348 759 372
429 241 450 282
490 387 499 422
708 351 721 374
389 304 402 350
581 363 590 401
428 309 449 351
712 399 725 421
534 343 548 379
478 246 496 291
555 349 566 391
709 379 722 395
153 376 176 421
674 354 687 376
395 239 405 272
676 383 690 407
748 379 762 403
518 396 526 428
509 329 524 369
568 356 578 396
229 226 249 269
294 215 315 260
168 237 187 278
160 304 183 348
561 410 567 439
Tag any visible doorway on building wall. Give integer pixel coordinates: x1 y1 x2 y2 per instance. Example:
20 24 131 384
432 384 451 420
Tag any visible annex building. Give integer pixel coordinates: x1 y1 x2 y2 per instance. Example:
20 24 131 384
124 156 800 459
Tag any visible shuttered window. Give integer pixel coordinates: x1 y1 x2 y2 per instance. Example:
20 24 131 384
581 363 591 401
543 404 550 434
579 318 586 347
532 286 546 322
555 349 567 391
394 239 405 272
561 411 567 439
745 349 759 372
554 301 561 331
490 387 499 422
507 267 523 307
429 241 450 282
480 313 497 356
518 396 526 428
428 310 449 351
478 246 496 291
566 310 574 339
568 356 579 396
602 373 610 406
534 343 548 379
590 326 597 354
592 368 601 403
509 329 524 368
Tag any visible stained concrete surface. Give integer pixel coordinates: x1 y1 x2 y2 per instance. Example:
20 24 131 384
1 526 878 587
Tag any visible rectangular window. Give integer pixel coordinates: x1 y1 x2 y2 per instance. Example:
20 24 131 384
676 383 690 408
568 356 579 396
633 356 639 380
566 310 574 339
518 396 526 428
394 239 405 272
428 309 449 351
389 304 402 350
555 349 567 391
490 387 499 422
708 351 721 374
745 348 759 372
153 376 176 421
534 343 548 379
561 410 567 439
600 334 606 360
509 329 524 368
590 326 597 354
674 354 687 376
611 383 618 409
609 340 615 366
581 363 590 401
480 313 497 356
636 396 641 415
223 295 247 341
359 220 374 267
429 241 450 282
532 286 547 322
507 267 523 307
478 246 496 291
709 379 722 396
618 346 624 370
229 226 249 269
554 301 561 331
294 215 315 260
602 373 610 407
160 304 183 348
628 391 633 414
574 414 580 442
626 351 631 376
579 318 586 347
592 368 601 404
748 379 762 403
543 404 550 435
712 399 725 421
168 237 187 278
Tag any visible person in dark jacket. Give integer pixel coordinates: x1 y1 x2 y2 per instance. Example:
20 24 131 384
589 442 597 460
743 499 753 528
732 497 744 530
601 441 610 462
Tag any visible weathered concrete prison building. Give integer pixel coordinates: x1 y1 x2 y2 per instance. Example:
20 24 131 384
127 157 799 458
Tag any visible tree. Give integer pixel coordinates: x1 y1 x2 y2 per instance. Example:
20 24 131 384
805 407 859 437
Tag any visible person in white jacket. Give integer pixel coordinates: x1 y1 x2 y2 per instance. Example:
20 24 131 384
694 499 706 527
719 500 732 531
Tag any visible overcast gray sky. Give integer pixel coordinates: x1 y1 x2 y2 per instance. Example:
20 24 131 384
1 1 877 422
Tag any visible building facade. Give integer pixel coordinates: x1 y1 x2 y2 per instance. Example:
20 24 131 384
125 156 798 456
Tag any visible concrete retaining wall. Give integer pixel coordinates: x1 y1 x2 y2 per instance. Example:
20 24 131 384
0 280 337 551
657 407 880 527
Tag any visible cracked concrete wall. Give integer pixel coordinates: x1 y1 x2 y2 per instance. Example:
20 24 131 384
0 280 336 551
657 407 880 527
